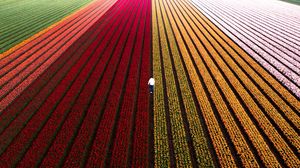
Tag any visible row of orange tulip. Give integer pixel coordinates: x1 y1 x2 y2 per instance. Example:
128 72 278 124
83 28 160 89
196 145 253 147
186 0 300 166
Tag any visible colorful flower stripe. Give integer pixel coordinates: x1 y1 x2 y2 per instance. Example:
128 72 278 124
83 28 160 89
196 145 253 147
1 0 299 167
58 0 137 167
44 0 144 166
187 0 300 123
153 0 299 167
191 6 300 155
39 16 127 166
0 0 101 64
185 0 300 157
156 0 215 166
0 5 104 87
154 0 235 167
85 1 149 166
155 0 250 167
200 1 300 81
185 1 296 167
192 0 300 98
0 0 108 76
0 19 103 165
19 1 138 167
228 0 300 45
194 0 299 166
0 1 115 146
109 0 148 166
0 4 118 137
190 1 300 165
174 3 260 165
190 0 299 166
152 0 171 166
131 3 151 164
156 0 194 166
0 0 117 113
0 4 122 166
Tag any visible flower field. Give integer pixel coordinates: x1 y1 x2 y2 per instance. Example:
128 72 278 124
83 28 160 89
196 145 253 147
0 0 150 166
0 0 299 167
192 0 300 98
153 0 299 167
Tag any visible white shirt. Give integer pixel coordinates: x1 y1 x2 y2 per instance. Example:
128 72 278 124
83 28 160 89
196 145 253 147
148 78 155 85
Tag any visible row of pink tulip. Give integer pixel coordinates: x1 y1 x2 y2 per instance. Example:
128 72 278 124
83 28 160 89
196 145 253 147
192 0 300 98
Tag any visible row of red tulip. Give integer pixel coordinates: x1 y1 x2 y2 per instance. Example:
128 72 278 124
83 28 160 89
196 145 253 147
130 0 151 165
86 0 147 166
61 0 135 166
0 0 117 166
0 0 116 113
109 0 148 166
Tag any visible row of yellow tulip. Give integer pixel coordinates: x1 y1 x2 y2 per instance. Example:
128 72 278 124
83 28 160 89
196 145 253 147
157 0 215 166
152 0 170 166
154 0 193 166
153 0 215 166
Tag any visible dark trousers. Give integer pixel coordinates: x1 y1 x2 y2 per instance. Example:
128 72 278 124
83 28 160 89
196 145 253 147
149 85 154 93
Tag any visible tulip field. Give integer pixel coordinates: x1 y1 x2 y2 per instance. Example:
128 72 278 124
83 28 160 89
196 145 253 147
0 0 299 167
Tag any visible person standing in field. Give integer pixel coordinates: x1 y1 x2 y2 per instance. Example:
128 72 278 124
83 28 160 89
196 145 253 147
148 77 155 93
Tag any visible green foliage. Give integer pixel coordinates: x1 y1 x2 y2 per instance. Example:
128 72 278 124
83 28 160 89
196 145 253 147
0 0 92 53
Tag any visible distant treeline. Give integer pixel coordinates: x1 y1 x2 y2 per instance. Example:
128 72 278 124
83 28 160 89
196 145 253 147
281 0 300 5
